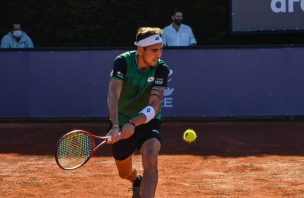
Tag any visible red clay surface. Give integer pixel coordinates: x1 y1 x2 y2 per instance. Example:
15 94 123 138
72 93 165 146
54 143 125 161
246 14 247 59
1 120 304 197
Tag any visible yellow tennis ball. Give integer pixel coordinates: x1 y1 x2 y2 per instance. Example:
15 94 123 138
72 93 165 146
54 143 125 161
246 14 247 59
183 129 197 143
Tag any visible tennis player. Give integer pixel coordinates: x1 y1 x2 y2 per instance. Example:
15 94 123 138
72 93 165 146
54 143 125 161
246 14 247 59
106 27 169 198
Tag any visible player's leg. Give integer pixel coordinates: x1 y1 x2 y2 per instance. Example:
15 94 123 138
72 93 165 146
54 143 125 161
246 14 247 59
112 126 138 182
112 133 141 197
115 154 142 198
115 155 138 182
140 137 161 198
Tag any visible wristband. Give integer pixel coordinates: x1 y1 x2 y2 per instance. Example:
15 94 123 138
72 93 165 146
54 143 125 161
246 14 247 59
139 105 155 123
112 124 119 128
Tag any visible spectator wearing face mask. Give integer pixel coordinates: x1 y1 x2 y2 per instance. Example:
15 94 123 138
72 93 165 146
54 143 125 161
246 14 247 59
161 9 197 47
1 23 34 48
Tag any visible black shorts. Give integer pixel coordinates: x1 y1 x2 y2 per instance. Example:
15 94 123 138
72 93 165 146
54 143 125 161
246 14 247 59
111 119 162 160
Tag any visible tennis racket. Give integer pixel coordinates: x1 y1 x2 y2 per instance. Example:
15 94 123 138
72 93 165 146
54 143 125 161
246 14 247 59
55 129 113 170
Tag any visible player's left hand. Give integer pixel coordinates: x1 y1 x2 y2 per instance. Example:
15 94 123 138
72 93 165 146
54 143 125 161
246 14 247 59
121 123 135 139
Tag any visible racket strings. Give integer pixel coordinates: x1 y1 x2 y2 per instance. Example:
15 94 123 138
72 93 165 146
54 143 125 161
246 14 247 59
57 132 93 169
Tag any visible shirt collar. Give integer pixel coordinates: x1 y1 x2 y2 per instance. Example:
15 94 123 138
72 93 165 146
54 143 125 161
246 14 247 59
170 24 185 31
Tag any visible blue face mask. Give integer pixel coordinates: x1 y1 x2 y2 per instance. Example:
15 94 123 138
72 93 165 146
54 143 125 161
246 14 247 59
13 30 22 38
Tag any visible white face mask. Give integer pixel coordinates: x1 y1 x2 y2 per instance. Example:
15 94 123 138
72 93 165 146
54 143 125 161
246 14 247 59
13 30 22 37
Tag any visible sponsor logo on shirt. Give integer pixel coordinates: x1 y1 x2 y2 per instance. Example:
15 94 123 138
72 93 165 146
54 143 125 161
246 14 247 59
116 71 124 79
152 129 160 134
147 77 155 82
155 78 163 85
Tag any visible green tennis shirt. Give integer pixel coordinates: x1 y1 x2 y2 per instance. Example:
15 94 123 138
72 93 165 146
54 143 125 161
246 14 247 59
111 50 169 126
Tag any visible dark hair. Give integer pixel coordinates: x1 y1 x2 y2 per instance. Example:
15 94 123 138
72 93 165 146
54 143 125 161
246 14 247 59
11 23 21 29
171 9 183 16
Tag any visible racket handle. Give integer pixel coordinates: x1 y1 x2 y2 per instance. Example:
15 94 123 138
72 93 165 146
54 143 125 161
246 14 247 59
105 135 112 142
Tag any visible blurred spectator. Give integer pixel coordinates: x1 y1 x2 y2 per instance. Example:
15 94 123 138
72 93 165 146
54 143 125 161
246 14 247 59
1 23 34 48
161 9 197 46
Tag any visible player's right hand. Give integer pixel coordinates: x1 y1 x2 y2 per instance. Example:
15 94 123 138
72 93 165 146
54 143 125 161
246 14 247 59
106 125 122 144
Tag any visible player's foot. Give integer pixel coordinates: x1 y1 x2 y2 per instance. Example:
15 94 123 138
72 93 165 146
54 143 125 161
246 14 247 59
131 175 142 198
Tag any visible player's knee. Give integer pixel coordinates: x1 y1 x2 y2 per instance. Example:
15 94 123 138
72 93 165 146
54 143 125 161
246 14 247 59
143 152 158 170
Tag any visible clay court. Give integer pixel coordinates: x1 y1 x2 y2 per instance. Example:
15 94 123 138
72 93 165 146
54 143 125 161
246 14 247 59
1 120 304 197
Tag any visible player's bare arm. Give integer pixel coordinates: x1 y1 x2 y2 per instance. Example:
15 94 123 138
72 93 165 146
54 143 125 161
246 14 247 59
121 87 164 139
107 79 123 144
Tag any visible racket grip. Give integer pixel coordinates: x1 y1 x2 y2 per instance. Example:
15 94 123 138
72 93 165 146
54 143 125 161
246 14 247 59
105 135 112 142
106 132 121 142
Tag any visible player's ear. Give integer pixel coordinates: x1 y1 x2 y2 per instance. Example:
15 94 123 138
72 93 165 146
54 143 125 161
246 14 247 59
138 47 144 56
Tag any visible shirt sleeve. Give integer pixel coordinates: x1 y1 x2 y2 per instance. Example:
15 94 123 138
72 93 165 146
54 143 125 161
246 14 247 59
189 27 197 45
153 63 169 88
26 37 34 48
110 55 128 80
1 36 9 48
